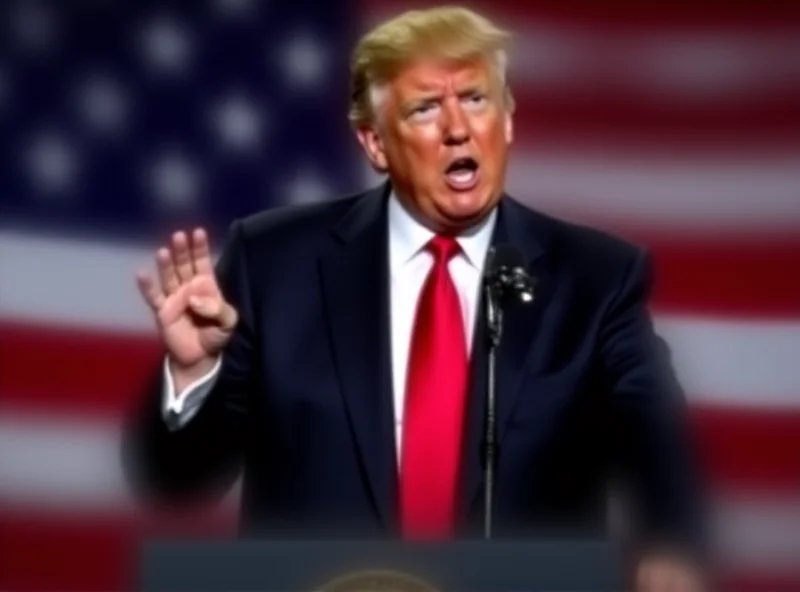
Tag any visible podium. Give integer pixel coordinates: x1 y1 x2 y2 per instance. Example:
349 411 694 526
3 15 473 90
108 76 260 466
138 539 624 591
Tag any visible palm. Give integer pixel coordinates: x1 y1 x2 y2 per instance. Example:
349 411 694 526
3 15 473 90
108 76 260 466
158 276 229 367
137 228 237 369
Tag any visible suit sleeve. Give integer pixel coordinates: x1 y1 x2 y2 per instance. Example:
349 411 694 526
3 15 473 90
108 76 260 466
121 219 257 503
599 248 708 559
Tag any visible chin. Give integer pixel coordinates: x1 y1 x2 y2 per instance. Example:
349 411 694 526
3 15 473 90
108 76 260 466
434 200 491 233
445 190 493 217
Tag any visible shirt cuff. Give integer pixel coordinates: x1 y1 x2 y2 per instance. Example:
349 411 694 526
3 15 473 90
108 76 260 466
162 355 222 415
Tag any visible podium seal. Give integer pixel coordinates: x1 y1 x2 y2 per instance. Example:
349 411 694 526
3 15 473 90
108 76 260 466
319 569 439 592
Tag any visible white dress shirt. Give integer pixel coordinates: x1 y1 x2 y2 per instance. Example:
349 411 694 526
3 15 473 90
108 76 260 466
162 192 497 460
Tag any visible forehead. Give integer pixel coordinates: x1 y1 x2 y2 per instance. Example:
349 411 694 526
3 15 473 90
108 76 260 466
389 58 493 96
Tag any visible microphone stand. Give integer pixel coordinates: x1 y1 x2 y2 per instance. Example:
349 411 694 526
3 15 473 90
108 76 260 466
483 280 503 540
482 252 535 540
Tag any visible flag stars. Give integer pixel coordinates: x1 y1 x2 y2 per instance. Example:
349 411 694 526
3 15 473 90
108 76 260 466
148 150 201 209
139 16 193 75
24 131 80 196
209 94 266 152
10 2 58 55
283 167 332 205
75 75 129 135
278 31 328 90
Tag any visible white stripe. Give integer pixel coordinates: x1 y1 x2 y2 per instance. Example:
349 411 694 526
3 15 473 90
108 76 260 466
713 493 800 572
655 314 800 409
514 29 800 96
0 409 241 512
0 410 798 570
363 153 800 231
0 230 175 335
362 11 800 97
0 411 132 510
505 151 800 231
2 231 800 408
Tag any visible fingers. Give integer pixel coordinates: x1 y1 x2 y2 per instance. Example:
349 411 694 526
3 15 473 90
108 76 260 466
171 231 194 283
156 247 180 295
191 228 214 276
636 558 702 592
136 270 166 311
152 228 212 295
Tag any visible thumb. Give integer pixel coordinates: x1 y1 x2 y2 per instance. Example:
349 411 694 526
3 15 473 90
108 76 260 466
188 295 237 330
188 295 221 319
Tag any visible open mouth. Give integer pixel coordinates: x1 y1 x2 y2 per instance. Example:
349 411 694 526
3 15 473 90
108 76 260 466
444 157 480 191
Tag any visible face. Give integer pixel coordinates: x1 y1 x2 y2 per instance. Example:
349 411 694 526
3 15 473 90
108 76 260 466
356 57 513 234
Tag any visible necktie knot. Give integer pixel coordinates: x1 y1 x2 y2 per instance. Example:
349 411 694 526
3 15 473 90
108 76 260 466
427 235 460 264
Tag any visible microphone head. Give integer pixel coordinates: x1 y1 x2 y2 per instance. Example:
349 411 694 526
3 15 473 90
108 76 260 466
487 244 527 276
486 244 535 304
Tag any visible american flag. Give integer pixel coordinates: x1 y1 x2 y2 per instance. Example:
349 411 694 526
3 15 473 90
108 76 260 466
1 0 798 590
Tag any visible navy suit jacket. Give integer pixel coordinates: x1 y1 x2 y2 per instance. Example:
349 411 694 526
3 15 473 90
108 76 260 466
124 182 704 550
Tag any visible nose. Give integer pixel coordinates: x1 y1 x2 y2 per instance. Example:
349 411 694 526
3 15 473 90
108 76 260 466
441 99 469 145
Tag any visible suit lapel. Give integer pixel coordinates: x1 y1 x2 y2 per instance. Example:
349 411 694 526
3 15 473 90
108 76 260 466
318 184 398 533
460 196 554 526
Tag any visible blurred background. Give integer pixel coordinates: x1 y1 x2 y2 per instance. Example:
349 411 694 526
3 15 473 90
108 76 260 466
0 0 798 590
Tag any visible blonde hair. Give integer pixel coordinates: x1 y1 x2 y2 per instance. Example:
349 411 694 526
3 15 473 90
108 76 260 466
348 5 515 127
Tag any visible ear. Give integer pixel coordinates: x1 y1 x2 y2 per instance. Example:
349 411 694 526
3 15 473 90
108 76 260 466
504 109 514 144
355 125 388 173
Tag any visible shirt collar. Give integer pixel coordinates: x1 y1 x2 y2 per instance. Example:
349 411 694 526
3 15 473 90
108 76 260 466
388 190 497 271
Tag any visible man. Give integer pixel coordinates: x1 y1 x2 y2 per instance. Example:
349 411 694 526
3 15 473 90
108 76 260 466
124 6 706 590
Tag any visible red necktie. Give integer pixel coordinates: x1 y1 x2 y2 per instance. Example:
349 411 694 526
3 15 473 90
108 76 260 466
400 235 469 540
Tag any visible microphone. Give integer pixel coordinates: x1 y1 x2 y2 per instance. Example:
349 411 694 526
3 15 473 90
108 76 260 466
481 244 535 539
485 244 535 309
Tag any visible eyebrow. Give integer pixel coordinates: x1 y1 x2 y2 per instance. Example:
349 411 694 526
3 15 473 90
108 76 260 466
404 84 487 106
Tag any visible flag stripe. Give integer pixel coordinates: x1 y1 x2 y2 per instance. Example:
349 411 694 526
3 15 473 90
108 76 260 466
3 404 800 505
0 322 160 417
365 0 800 28
2 496 799 591
691 407 800 491
644 236 800 317
0 508 237 592
509 95 800 139
504 152 800 234
3 313 799 414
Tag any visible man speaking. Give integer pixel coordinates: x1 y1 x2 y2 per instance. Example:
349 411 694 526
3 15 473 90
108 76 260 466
125 6 705 590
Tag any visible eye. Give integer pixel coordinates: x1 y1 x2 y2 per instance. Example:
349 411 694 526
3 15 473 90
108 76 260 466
462 93 487 109
408 102 440 121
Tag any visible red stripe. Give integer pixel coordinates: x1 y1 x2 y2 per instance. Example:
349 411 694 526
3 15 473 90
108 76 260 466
690 405 800 491
512 94 800 145
0 321 162 417
0 507 236 592
590 232 800 318
364 0 800 29
649 236 800 317
717 575 800 592
1 509 798 591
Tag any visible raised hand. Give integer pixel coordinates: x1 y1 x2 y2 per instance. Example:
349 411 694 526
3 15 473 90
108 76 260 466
136 228 238 383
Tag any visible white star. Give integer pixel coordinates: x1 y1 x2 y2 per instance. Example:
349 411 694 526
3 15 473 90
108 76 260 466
148 149 201 209
213 0 257 18
10 2 57 55
209 94 266 152
278 31 327 90
282 168 331 205
139 16 192 75
75 74 128 135
25 131 79 195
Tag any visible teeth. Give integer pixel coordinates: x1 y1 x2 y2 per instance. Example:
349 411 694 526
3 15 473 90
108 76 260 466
447 170 475 184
